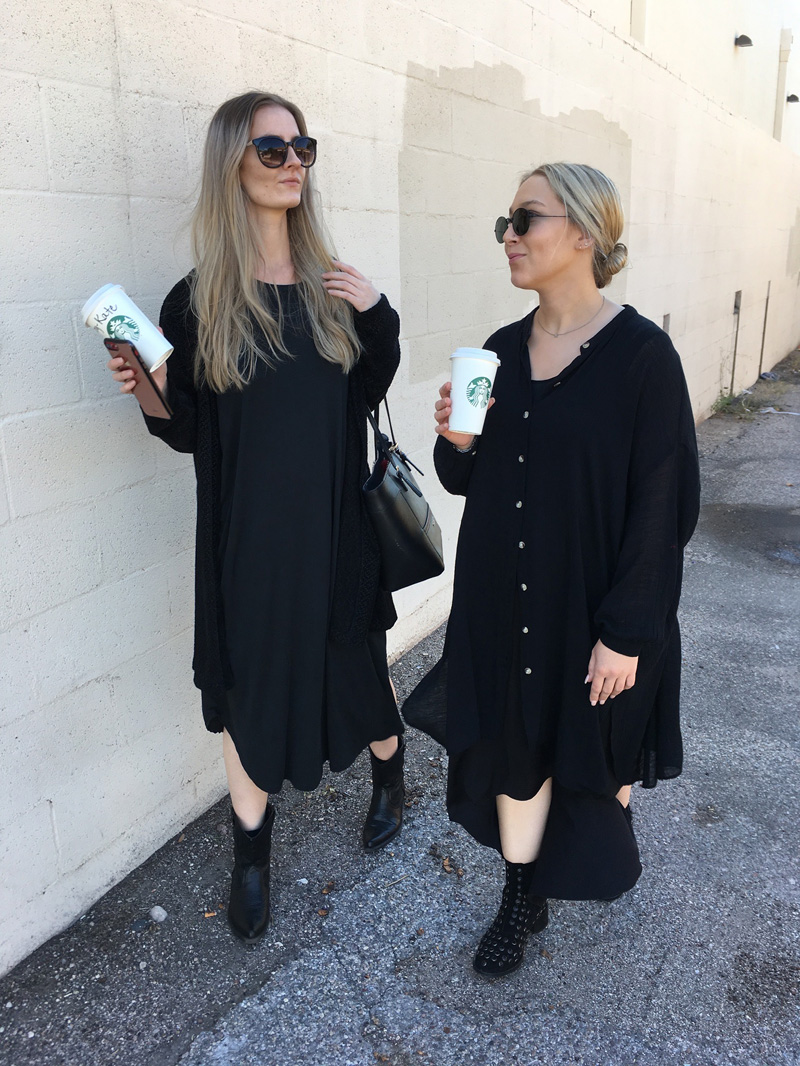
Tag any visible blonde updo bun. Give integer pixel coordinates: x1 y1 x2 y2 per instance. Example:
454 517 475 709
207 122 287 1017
521 163 627 289
597 241 628 288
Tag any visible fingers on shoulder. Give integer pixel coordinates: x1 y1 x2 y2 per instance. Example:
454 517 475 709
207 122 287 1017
332 259 363 278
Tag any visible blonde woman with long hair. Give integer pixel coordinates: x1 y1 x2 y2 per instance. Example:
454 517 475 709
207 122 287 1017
106 91 405 943
407 163 700 976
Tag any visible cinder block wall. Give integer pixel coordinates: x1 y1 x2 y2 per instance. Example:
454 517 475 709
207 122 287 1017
2 0 799 974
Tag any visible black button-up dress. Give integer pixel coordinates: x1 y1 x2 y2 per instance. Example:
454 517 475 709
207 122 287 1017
406 305 700 901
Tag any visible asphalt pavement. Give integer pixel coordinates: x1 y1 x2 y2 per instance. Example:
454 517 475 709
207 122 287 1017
1 352 799 1066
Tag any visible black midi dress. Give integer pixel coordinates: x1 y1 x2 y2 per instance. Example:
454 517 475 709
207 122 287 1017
404 305 700 901
144 279 403 796
203 285 402 793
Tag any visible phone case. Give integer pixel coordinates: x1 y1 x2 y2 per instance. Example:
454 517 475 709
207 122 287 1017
105 339 172 419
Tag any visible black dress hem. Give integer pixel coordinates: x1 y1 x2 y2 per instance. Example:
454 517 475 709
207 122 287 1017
447 772 643 901
202 627 404 795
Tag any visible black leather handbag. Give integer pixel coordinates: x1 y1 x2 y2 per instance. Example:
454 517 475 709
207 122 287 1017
362 403 445 592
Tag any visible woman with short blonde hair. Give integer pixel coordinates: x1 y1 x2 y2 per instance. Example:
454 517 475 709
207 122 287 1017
409 161 700 976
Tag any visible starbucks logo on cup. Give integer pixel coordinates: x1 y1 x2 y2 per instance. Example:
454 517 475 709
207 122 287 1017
106 315 140 342
466 376 492 409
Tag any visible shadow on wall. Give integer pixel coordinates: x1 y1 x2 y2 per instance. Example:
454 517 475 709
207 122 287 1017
399 61 633 384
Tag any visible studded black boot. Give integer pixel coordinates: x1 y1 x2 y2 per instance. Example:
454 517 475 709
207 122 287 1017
362 736 405 851
473 859 549 977
228 803 275 944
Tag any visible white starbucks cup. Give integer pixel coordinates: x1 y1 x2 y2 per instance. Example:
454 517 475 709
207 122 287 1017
448 347 501 435
82 283 173 371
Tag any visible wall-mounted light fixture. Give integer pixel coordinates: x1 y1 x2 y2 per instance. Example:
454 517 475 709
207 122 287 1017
734 34 753 47
788 94 800 103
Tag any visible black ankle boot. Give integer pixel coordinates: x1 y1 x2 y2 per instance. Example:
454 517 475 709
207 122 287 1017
228 803 275 944
362 736 405 851
473 859 549 977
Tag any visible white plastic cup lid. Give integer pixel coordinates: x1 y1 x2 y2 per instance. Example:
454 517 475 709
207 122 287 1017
451 346 501 365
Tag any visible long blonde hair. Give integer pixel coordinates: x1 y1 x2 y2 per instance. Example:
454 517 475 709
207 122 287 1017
522 163 628 289
190 91 361 391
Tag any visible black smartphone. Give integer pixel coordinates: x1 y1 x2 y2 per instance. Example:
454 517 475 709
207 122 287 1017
104 338 172 419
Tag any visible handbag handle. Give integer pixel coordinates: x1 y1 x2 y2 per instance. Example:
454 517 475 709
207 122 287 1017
367 402 426 485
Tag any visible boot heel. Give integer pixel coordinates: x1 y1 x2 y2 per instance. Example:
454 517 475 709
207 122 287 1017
530 898 549 933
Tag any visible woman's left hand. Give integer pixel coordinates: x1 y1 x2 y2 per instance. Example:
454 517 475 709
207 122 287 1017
322 259 380 313
585 640 638 706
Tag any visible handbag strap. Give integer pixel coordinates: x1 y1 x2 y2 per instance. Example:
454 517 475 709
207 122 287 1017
382 398 396 443
366 406 389 460
368 400 396 448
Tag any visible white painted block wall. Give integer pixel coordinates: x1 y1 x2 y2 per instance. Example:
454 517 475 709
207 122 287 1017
2 0 800 975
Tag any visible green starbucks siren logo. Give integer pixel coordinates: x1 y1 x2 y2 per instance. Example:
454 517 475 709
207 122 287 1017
466 376 492 409
106 315 140 342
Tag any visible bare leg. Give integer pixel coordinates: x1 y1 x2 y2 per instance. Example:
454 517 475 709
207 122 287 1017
616 784 632 808
370 735 399 760
223 728 269 831
497 778 553 864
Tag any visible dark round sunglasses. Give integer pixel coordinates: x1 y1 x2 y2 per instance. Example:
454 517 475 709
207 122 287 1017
494 207 566 243
250 135 317 169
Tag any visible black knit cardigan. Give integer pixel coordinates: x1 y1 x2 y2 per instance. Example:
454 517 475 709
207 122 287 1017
142 276 400 699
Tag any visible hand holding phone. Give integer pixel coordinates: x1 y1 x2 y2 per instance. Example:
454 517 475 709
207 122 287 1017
105 338 172 419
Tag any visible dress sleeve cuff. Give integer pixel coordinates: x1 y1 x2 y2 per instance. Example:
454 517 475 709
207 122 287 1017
353 294 398 340
141 409 173 433
598 630 643 658
453 438 478 455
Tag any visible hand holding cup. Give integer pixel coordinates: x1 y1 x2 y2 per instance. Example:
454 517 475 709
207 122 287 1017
434 381 494 450
436 346 500 449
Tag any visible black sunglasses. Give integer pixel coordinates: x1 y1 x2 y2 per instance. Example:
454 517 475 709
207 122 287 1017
494 208 566 243
250 135 317 169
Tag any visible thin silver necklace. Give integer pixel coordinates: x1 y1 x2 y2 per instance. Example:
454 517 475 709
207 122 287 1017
537 295 605 338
